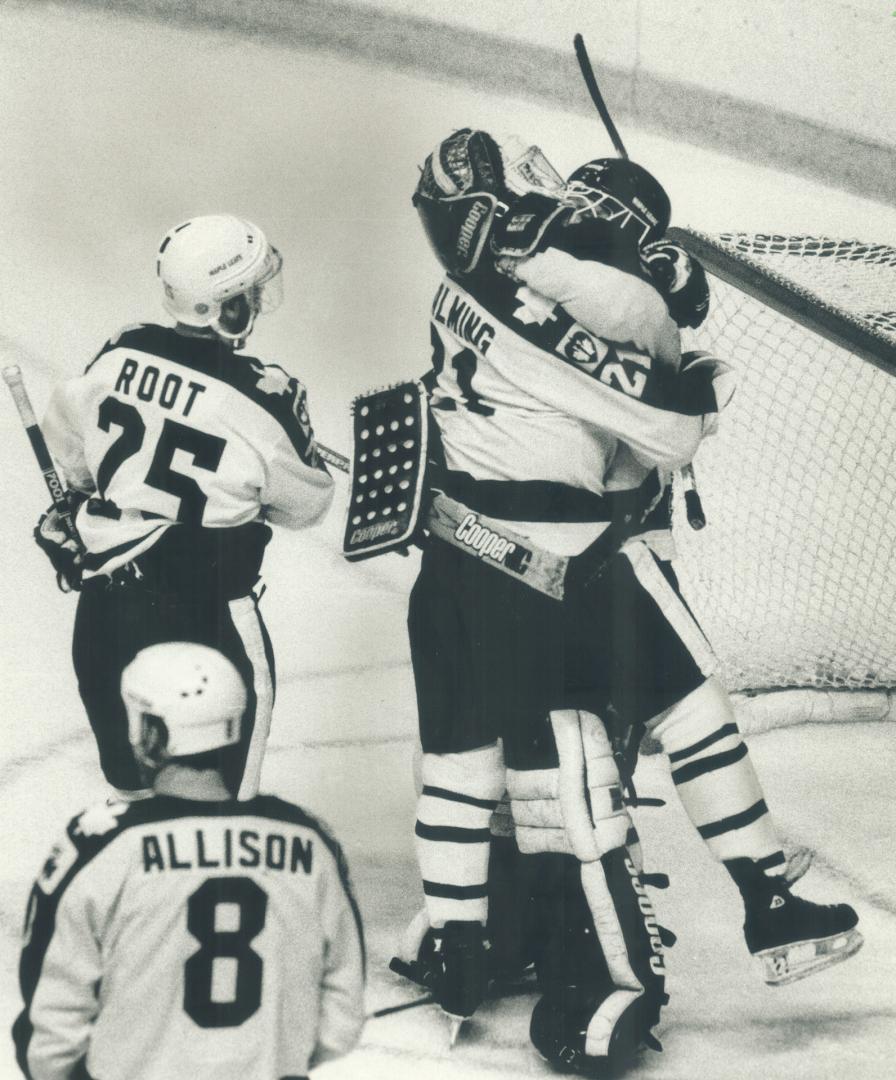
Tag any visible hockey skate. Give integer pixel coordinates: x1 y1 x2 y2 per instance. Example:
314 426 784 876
390 920 491 1042
742 875 863 986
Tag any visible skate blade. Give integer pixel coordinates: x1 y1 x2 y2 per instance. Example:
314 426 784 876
756 928 864 986
446 1014 466 1048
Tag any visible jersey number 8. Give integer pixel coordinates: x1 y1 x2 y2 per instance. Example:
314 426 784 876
184 877 268 1028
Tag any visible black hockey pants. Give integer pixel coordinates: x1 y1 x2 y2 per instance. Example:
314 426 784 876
72 528 275 794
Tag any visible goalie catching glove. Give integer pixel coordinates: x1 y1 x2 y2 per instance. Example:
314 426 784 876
413 129 566 275
413 128 511 275
34 491 87 592
641 240 710 328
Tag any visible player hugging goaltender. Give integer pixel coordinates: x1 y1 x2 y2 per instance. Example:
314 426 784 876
386 128 863 1076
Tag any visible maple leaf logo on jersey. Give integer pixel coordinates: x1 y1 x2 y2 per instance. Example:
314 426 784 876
75 800 129 838
36 834 79 896
254 366 292 396
513 286 557 326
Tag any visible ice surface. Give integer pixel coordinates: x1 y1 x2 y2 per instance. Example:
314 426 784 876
0 5 894 1078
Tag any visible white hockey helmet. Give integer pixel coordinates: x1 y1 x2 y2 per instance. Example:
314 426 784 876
156 214 283 346
122 643 247 769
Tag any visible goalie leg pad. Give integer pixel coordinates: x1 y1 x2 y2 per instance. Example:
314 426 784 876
506 711 632 859
530 849 667 1075
416 744 505 925
509 711 667 1072
649 676 783 865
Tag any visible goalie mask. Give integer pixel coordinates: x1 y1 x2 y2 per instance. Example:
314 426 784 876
157 214 283 348
413 129 564 274
565 158 671 249
122 643 247 771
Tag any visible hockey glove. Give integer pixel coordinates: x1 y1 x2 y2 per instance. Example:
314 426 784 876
34 493 86 592
678 349 736 436
490 189 569 263
642 240 710 328
413 129 511 274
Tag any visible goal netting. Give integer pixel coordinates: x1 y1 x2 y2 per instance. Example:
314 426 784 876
667 230 896 729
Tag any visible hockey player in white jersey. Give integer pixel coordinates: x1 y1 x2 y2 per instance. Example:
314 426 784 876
398 129 861 1074
13 643 365 1080
33 215 334 799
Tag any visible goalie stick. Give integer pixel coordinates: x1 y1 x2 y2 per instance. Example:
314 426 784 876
573 33 630 160
3 364 84 549
572 33 706 529
316 442 349 474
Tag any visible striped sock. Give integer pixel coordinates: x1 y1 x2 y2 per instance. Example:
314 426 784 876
416 745 504 926
651 681 784 869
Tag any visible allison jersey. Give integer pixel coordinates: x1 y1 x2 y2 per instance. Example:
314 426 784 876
43 324 335 577
14 795 365 1080
427 247 717 556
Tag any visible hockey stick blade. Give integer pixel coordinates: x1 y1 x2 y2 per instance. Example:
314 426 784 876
573 33 629 160
369 993 434 1020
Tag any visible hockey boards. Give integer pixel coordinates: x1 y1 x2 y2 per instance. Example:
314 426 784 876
341 381 430 560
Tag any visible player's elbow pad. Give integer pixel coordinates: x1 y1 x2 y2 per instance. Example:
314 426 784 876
265 477 335 530
639 419 704 471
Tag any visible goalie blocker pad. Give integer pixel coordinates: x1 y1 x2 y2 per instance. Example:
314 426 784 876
342 381 429 560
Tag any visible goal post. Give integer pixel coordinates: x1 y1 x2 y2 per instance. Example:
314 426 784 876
665 229 896 732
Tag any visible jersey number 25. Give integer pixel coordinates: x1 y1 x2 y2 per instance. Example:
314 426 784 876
96 396 226 524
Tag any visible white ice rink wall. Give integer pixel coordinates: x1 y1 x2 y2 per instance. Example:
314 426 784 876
49 0 896 204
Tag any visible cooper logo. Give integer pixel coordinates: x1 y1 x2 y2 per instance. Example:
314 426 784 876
455 513 531 573
625 855 666 977
457 199 490 259
350 520 401 544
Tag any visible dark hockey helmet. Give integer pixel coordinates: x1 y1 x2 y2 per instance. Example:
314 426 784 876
565 158 671 249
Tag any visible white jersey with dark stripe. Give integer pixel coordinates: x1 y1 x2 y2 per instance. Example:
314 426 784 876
427 252 709 556
14 795 365 1080
43 324 334 577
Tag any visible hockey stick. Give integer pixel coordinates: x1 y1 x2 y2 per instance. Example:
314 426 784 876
369 994 434 1019
573 33 706 529
573 33 629 161
370 971 536 1021
317 441 349 474
3 365 84 548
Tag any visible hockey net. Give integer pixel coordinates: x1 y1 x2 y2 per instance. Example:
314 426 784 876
667 229 896 731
